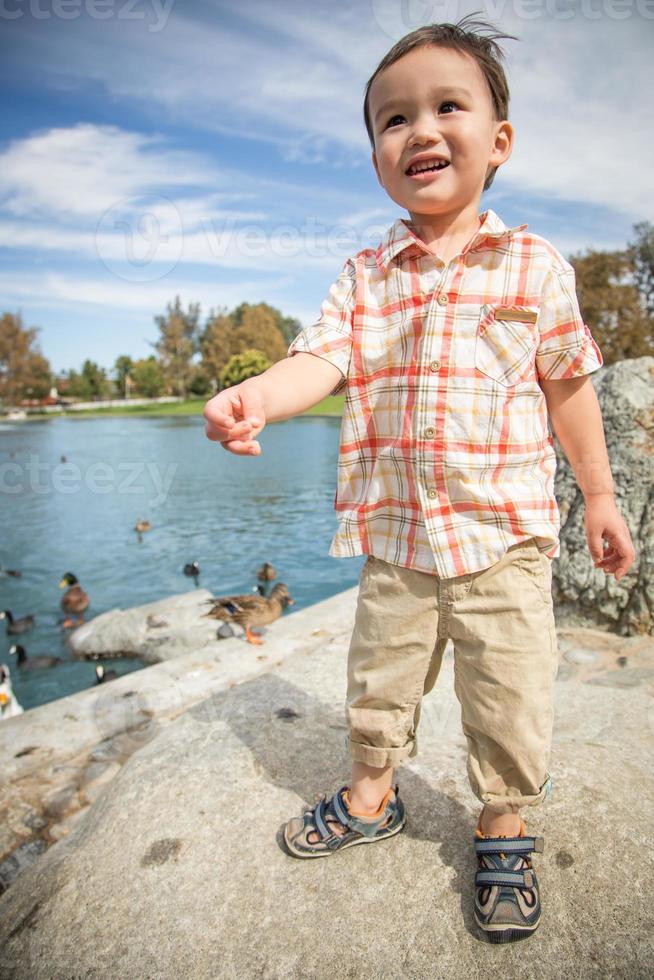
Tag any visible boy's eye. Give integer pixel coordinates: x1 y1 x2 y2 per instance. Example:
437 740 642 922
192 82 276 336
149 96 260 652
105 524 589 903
384 101 460 128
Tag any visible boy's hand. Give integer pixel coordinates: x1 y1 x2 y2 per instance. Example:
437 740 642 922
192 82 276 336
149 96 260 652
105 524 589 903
203 383 265 456
584 494 636 582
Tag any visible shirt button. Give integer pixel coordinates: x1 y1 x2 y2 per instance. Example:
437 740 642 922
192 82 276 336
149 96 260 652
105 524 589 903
430 359 441 371
424 426 435 438
437 294 448 306
427 487 439 499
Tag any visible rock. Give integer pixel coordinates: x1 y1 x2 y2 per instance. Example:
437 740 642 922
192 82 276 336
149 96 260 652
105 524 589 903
67 589 220 663
80 761 121 804
587 667 654 689
48 806 90 842
553 356 654 636
0 634 652 976
0 839 46 894
41 784 78 819
563 648 599 665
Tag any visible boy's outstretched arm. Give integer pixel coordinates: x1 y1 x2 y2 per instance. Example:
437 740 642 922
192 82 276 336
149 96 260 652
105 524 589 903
539 375 636 581
203 352 344 455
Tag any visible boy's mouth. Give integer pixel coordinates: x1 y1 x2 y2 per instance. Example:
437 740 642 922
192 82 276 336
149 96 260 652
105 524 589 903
405 156 450 179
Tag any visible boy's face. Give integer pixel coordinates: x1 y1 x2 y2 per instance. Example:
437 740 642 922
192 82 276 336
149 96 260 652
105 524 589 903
368 45 513 219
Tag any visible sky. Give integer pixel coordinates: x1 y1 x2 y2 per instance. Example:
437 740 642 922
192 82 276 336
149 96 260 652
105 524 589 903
1 0 652 376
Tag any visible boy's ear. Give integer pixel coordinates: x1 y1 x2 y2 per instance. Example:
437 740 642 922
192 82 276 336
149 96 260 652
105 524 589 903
490 120 514 167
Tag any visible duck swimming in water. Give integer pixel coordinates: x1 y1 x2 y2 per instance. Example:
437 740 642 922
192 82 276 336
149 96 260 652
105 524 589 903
95 664 118 683
0 610 35 635
9 644 63 670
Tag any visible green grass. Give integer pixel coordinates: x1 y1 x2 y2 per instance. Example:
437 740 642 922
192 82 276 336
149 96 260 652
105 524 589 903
18 395 344 420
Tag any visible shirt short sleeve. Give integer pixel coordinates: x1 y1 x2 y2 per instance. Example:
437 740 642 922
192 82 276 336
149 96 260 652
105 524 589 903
535 259 604 381
286 257 356 396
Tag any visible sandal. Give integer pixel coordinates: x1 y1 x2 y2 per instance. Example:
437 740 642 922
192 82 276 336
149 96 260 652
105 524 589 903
473 815 544 943
283 783 406 858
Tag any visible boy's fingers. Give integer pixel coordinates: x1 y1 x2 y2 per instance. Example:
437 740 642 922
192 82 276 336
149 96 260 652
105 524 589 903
206 419 252 442
221 438 261 455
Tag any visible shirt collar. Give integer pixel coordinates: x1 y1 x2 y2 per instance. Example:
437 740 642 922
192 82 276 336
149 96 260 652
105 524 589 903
374 208 528 275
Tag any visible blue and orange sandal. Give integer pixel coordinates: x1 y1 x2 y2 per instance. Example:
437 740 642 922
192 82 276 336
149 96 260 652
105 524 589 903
473 814 544 943
283 783 406 858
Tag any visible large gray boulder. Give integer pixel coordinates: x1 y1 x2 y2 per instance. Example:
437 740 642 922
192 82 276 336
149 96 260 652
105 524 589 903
0 615 652 977
553 356 653 636
66 588 225 663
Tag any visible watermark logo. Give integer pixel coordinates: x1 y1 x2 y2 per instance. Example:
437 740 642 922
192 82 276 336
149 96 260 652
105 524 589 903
0 0 177 31
370 0 654 37
95 194 183 283
0 454 178 507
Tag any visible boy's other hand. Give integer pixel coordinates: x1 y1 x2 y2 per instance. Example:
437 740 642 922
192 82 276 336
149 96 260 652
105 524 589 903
203 383 266 456
584 494 636 582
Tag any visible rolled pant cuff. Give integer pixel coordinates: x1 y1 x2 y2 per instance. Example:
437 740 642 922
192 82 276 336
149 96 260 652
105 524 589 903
347 737 415 768
478 773 554 814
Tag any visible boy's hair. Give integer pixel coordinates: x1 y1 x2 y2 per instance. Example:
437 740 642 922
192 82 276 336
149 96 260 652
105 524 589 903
363 12 518 191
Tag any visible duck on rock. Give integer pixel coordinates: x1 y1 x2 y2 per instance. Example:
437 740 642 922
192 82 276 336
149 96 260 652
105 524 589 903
203 582 294 645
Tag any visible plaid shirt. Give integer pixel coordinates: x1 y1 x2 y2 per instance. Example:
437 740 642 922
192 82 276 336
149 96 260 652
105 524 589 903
287 208 604 578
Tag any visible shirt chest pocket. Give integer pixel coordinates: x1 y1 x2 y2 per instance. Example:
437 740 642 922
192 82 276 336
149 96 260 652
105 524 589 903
474 304 540 387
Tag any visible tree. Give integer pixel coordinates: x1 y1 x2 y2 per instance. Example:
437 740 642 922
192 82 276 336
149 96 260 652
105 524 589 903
114 355 134 398
231 303 290 364
65 360 112 400
220 349 272 389
131 357 165 398
199 308 235 391
0 312 52 405
152 296 200 397
570 248 653 365
627 221 654 319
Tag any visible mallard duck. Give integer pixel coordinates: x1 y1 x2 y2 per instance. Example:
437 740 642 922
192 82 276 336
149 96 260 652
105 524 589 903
59 572 89 628
203 583 294 645
95 664 118 684
256 562 277 582
0 664 23 718
9 644 63 670
0 609 35 635
184 561 200 577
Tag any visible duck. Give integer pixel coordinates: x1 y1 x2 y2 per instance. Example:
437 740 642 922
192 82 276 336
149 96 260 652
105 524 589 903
0 609 35 635
59 572 90 629
0 565 22 578
0 664 24 718
9 644 63 670
256 562 277 582
95 664 118 684
203 582 294 645
134 519 151 534
184 561 200 577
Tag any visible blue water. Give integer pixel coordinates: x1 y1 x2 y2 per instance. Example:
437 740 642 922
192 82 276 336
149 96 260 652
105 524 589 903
0 414 364 711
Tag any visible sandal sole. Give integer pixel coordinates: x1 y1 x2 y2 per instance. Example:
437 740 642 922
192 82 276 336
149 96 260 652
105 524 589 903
283 814 406 859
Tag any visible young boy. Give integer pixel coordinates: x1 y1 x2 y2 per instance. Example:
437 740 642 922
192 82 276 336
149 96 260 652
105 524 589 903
203 18 635 943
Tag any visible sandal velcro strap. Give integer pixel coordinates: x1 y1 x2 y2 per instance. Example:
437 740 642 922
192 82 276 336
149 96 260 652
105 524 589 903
475 868 535 889
474 835 544 856
312 797 333 841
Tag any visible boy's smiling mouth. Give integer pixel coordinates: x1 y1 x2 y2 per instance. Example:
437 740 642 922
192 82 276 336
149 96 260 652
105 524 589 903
405 154 450 178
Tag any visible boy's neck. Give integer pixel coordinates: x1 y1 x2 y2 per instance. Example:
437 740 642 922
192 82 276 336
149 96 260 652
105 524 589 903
406 201 484 264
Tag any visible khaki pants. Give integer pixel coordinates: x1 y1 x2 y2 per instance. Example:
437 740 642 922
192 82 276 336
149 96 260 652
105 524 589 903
345 537 557 814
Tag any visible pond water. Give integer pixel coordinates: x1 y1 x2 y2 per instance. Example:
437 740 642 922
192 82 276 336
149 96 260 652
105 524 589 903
0 414 364 711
